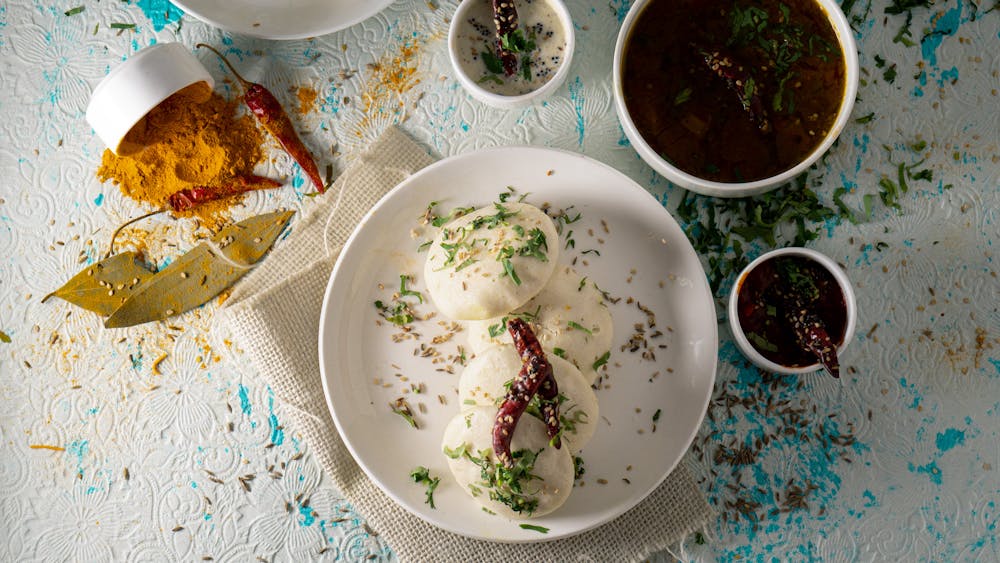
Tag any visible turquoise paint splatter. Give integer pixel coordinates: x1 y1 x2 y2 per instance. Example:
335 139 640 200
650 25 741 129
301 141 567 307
94 193 104 206
938 66 959 87
191 481 198 488
66 439 89 475
910 460 943 485
135 0 184 32
267 387 285 446
935 428 965 452
568 76 585 146
299 504 316 526
862 490 878 507
238 384 253 416
609 0 631 23
920 0 964 67
911 86 924 98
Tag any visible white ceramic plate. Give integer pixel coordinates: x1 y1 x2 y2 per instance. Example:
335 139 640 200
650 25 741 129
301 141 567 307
171 0 394 40
318 147 717 542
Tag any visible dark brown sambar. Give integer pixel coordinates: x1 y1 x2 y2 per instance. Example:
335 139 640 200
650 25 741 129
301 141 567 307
622 0 846 183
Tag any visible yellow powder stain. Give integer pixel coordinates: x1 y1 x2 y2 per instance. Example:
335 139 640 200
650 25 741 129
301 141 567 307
96 85 267 230
296 86 319 115
29 444 65 451
356 37 423 136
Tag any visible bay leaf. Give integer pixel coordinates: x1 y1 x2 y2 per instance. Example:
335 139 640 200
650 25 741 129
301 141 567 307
42 252 155 316
104 210 295 329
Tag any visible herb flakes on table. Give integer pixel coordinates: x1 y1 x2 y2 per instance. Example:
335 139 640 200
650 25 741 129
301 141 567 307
675 174 838 298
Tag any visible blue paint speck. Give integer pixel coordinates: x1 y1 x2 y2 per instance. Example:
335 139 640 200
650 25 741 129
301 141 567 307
910 460 943 485
568 76 585 146
863 490 878 507
66 439 89 475
920 1 964 67
94 193 104 206
135 0 184 32
267 387 285 447
299 504 316 527
935 428 965 452
238 384 252 416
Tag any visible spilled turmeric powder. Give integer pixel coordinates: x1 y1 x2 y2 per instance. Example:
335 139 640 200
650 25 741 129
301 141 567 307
96 82 268 224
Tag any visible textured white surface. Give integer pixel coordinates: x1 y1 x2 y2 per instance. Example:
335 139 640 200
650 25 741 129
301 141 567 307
0 0 998 561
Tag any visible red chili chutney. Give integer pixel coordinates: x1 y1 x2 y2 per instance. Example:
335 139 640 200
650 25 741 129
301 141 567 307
736 255 847 367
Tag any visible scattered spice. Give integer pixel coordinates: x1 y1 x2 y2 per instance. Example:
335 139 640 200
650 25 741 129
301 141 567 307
97 83 265 226
296 86 319 115
197 44 325 193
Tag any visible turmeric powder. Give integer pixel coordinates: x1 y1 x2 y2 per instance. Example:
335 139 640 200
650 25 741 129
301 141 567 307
96 83 268 222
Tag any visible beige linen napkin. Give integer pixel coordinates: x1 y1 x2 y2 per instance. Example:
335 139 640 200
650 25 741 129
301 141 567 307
223 126 712 562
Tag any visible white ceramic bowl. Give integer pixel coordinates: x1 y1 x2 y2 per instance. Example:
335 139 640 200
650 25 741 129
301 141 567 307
728 247 857 375
612 0 859 198
86 43 214 154
448 0 575 110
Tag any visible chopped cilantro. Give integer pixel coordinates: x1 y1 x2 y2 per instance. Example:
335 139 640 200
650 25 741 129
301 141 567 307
481 50 504 74
674 87 692 106
519 524 549 533
567 321 592 335
592 351 610 371
502 258 521 285
390 398 419 429
64 6 85 16
398 275 423 303
409 466 440 508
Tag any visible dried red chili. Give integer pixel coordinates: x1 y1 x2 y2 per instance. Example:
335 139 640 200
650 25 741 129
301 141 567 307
491 0 520 76
197 44 326 193
168 174 282 212
493 318 560 469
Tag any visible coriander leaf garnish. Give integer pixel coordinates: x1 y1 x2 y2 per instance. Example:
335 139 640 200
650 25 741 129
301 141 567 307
481 50 504 74
502 258 521 286
567 321 593 335
592 351 610 371
64 6 85 16
552 347 567 359
409 466 440 508
398 274 423 303
390 398 419 429
519 524 549 533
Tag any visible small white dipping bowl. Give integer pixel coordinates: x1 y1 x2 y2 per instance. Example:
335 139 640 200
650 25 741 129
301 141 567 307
612 0 859 197
448 0 575 110
728 247 857 375
86 43 214 154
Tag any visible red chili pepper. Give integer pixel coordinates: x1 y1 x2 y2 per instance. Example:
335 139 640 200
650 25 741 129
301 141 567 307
774 285 841 378
696 45 771 133
491 0 520 76
197 44 326 193
493 318 560 468
168 174 282 212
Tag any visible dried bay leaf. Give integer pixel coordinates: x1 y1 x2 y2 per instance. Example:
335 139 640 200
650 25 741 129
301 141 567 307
42 252 155 316
104 210 294 328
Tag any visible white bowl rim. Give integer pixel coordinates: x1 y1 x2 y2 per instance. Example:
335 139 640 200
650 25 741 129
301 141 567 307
727 247 857 375
612 0 860 198
448 0 576 109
